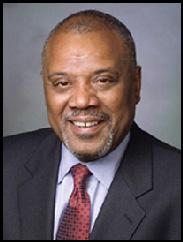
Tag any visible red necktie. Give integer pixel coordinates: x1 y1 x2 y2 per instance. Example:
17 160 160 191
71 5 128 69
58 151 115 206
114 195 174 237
56 164 92 240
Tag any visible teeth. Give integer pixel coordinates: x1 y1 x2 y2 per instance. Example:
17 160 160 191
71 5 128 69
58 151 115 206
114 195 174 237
72 121 100 128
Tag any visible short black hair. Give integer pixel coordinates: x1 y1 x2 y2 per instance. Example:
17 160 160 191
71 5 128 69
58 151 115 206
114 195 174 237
42 10 137 72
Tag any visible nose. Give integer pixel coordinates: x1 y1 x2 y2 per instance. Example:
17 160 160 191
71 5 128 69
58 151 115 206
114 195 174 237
68 82 99 109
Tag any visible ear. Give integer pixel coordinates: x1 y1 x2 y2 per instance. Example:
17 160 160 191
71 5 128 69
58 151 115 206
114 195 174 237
134 66 141 105
40 71 44 79
40 71 47 106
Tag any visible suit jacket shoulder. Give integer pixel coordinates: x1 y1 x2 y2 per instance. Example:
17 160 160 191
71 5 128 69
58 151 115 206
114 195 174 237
4 128 53 161
3 128 60 240
139 126 181 191
132 123 181 177
90 123 181 240
128 124 181 240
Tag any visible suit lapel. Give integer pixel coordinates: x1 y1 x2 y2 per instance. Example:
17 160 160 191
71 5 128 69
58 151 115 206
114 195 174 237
90 123 153 240
89 169 146 240
17 132 61 240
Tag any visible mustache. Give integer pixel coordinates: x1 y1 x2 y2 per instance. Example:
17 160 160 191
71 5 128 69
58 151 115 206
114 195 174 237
62 109 111 122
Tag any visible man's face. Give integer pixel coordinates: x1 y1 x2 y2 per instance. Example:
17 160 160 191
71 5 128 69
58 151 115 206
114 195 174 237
41 29 141 161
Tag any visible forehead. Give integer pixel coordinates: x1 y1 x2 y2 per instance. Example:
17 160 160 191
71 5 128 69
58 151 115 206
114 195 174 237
45 30 126 74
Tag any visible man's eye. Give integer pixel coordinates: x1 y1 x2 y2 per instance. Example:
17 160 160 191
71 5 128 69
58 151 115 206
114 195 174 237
99 78 109 83
60 81 69 86
55 81 69 87
98 78 115 84
93 77 117 91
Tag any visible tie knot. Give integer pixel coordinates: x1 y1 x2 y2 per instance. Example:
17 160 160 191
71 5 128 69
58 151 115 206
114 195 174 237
70 164 91 189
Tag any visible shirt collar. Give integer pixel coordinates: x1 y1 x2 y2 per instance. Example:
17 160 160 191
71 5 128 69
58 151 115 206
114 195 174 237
58 132 130 189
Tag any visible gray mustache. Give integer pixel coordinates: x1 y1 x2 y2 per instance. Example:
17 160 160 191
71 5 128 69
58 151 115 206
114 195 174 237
62 110 110 122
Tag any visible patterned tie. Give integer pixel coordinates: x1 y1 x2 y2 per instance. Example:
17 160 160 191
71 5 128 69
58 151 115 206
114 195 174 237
56 164 92 240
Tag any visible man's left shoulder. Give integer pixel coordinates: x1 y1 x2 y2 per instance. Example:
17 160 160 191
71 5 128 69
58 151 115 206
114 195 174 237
141 127 181 188
150 133 181 164
134 123 181 174
135 123 181 159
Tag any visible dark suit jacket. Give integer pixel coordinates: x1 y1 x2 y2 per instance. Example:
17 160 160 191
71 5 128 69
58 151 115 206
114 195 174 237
3 123 181 240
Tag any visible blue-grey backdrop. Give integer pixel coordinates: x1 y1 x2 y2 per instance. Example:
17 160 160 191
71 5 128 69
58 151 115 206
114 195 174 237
3 3 181 149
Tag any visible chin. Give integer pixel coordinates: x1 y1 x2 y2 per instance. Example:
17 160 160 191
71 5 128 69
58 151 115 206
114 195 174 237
62 130 114 162
69 147 111 162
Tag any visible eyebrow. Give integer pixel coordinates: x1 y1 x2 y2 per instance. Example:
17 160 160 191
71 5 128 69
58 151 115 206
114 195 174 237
93 68 119 76
48 68 119 79
48 72 68 78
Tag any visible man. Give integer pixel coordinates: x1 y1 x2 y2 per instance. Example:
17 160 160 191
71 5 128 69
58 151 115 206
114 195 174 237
3 10 181 240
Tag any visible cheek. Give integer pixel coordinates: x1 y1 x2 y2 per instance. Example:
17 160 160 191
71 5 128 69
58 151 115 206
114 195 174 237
45 92 70 139
101 88 125 114
103 85 135 122
45 90 68 119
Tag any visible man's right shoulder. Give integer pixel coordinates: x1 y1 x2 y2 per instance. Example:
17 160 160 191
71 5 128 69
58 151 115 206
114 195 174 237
3 128 55 162
3 128 54 147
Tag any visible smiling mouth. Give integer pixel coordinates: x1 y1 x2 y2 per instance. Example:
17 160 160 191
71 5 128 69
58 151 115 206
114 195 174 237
70 120 103 128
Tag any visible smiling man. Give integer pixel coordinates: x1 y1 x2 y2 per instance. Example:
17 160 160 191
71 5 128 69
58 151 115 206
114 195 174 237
41 19 141 161
3 10 181 240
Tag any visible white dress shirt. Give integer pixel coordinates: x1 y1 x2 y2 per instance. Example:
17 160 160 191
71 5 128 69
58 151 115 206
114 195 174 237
54 132 130 239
